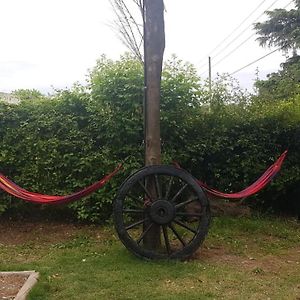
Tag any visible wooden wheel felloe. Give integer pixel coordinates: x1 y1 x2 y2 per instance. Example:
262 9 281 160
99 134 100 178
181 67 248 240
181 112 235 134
113 165 211 259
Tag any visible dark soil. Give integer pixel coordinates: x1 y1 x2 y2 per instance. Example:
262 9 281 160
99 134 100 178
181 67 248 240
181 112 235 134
0 273 28 300
0 219 100 246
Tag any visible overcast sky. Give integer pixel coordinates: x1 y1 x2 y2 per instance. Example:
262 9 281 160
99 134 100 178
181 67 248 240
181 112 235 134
0 0 295 94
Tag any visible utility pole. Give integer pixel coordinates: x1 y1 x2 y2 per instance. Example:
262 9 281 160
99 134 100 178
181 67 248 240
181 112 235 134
208 56 212 95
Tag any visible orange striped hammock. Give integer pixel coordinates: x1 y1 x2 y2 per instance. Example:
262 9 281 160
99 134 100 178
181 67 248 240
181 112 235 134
0 164 122 205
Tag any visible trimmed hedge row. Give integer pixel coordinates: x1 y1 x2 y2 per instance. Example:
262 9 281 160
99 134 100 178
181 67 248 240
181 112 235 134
0 56 299 222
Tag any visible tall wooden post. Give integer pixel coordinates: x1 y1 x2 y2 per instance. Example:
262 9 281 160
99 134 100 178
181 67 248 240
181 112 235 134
143 0 165 249
144 0 165 166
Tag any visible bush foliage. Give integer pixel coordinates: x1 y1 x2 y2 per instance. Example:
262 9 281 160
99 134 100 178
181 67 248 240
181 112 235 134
0 55 299 222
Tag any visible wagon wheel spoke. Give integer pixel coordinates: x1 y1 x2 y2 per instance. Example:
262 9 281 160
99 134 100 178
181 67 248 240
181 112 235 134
138 180 154 202
136 222 154 245
173 219 197 234
123 209 144 214
125 218 147 230
165 176 174 200
127 193 144 205
175 196 198 209
154 175 162 199
168 223 186 247
170 184 188 203
176 212 203 218
162 225 171 255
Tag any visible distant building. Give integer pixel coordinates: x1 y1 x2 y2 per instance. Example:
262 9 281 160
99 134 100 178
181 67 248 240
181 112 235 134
0 92 20 104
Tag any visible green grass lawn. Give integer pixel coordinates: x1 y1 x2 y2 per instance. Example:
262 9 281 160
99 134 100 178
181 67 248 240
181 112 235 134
0 216 299 299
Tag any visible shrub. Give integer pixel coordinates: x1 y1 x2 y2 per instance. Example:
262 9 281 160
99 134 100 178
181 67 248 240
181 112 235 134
0 56 299 222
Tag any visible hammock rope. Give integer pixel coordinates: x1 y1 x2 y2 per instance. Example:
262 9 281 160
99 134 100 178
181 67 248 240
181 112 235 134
196 150 287 199
0 164 122 205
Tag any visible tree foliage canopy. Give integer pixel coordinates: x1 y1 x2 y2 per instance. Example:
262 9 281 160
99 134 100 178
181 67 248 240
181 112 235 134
255 54 300 101
254 0 300 51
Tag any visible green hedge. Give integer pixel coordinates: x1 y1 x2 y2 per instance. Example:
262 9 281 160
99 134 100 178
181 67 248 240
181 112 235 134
0 56 299 222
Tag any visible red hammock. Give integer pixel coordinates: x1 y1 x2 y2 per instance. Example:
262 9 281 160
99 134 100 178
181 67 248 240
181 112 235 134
0 164 122 205
196 151 287 199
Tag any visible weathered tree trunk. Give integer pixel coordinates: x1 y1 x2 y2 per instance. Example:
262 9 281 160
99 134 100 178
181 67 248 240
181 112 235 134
143 0 165 249
144 0 165 166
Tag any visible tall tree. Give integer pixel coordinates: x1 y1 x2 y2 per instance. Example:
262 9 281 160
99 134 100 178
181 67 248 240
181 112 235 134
144 0 165 166
255 55 300 101
110 0 144 61
254 0 300 52
254 0 300 100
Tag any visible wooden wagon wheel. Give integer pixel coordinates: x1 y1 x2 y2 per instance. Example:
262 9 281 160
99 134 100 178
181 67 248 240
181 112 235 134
113 165 211 259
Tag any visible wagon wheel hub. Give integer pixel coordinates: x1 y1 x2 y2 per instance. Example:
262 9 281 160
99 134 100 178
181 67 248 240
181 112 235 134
149 200 175 225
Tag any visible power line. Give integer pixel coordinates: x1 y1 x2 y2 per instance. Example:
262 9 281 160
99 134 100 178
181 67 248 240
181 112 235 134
210 0 282 61
199 0 294 73
229 47 281 75
212 32 256 68
210 0 270 56
212 0 294 68
197 0 269 66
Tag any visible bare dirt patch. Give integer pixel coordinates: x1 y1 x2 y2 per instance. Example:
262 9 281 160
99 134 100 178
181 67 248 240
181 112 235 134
193 245 300 274
0 219 105 246
0 273 28 300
